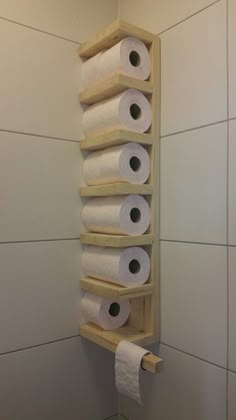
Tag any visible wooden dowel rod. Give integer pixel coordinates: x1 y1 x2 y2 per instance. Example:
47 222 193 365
141 353 163 374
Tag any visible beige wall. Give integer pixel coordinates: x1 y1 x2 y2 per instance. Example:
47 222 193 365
119 0 236 419
0 1 118 420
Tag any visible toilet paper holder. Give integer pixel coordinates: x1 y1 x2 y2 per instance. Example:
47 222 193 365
79 18 162 375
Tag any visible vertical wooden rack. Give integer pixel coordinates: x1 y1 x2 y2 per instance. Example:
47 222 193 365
79 19 161 372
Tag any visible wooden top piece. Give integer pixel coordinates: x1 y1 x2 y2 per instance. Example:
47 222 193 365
79 19 155 58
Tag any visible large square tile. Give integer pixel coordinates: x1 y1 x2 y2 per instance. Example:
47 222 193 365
160 123 227 244
229 120 236 245
229 0 236 118
228 372 236 420
229 247 236 371
0 0 117 43
161 1 227 136
161 241 227 367
0 337 117 420
119 344 227 420
119 0 218 34
0 19 81 140
0 132 81 242
0 240 81 353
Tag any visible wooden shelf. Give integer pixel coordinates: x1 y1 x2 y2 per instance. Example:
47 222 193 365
80 233 153 247
79 20 161 371
80 323 163 373
80 73 152 105
80 183 153 197
80 277 153 299
79 19 155 58
80 129 153 151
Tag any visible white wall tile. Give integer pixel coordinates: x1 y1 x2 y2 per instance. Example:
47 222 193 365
229 247 236 371
0 132 82 242
160 1 227 136
120 344 227 420
0 336 117 420
119 0 217 34
160 123 227 244
0 0 117 43
228 372 236 420
229 120 236 245
0 19 81 141
228 0 236 118
0 240 81 353
161 241 227 366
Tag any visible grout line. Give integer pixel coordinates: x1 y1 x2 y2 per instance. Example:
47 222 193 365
160 342 228 371
160 239 227 247
0 16 80 45
0 128 80 144
0 334 80 357
159 38 162 343
157 0 221 36
226 0 229 417
117 414 129 420
1 120 236 148
0 237 80 245
161 118 228 139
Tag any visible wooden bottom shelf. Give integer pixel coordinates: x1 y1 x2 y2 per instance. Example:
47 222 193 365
80 277 153 299
80 233 153 247
80 323 163 373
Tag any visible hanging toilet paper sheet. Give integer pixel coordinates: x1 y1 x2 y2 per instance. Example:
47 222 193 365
82 246 150 286
82 194 150 235
82 293 130 330
83 142 150 185
115 340 150 404
81 37 151 89
82 89 152 137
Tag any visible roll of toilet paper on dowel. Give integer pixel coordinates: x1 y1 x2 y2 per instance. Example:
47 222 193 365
82 293 130 330
115 340 150 404
82 89 152 137
82 195 150 235
83 143 150 185
82 246 150 286
81 37 151 89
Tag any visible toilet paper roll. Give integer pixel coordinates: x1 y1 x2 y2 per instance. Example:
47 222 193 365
83 143 150 185
115 340 150 404
82 89 152 137
82 246 150 286
81 52 102 89
82 293 130 330
81 37 151 89
82 195 150 235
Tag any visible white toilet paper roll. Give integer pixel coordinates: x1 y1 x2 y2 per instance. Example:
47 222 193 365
82 195 150 235
83 143 150 185
81 52 102 89
81 37 151 89
82 89 152 137
115 340 150 404
82 246 150 286
82 293 130 330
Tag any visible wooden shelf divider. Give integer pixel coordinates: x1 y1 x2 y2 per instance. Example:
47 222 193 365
80 73 152 105
80 277 153 299
80 233 153 247
80 129 153 151
80 183 153 197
